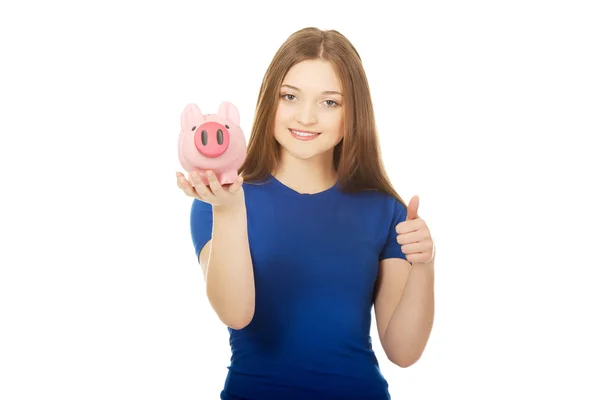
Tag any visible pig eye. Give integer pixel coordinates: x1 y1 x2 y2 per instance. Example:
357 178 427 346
201 130 208 146
225 124 229 129
217 129 224 145
191 126 196 131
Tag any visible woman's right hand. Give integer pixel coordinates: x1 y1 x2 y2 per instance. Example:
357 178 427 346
176 170 245 210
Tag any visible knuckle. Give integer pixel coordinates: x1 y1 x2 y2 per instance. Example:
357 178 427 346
191 173 202 183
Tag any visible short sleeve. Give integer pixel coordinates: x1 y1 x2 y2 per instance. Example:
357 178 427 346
190 199 213 259
379 197 408 261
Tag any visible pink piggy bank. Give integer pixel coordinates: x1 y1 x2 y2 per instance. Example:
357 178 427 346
178 101 247 186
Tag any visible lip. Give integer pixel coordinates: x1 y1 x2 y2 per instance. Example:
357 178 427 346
290 128 320 134
289 128 321 141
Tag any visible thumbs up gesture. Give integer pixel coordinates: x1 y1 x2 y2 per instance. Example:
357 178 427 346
395 196 436 264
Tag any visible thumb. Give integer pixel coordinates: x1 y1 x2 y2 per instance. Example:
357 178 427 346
406 195 420 220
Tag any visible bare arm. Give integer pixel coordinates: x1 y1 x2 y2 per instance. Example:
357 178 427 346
374 258 435 367
375 198 435 367
177 169 255 330
200 205 255 330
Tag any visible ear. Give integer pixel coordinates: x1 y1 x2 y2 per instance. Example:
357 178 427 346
181 103 205 130
217 101 240 125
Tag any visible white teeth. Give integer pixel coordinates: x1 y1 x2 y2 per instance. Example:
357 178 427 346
292 130 317 137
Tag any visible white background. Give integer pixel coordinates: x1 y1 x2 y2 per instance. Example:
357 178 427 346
1 0 599 399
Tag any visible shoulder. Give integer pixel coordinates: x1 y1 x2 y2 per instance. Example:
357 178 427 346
341 189 407 219
190 198 212 218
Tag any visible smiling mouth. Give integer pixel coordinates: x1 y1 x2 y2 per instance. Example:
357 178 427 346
289 129 321 141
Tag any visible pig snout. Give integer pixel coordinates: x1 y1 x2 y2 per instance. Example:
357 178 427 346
193 121 231 158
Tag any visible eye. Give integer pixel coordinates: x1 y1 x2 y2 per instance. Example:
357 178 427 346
191 126 196 131
325 100 338 107
225 124 229 129
282 94 296 101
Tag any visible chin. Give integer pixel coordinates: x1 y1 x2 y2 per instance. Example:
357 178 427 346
275 127 342 161
282 146 327 161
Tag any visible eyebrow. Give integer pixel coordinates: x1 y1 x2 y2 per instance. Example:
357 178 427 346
281 84 343 96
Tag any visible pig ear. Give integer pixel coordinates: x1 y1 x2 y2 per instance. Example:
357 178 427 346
181 103 204 130
217 101 240 125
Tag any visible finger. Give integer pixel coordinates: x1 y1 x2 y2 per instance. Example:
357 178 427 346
407 195 420 220
177 174 201 199
228 175 244 194
206 170 225 196
396 229 429 245
190 172 216 202
176 171 193 191
400 239 432 255
406 252 430 264
192 182 214 201
395 219 423 235
401 243 419 255
406 252 431 264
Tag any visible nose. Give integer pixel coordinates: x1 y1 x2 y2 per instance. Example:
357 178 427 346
295 103 317 126
194 121 230 158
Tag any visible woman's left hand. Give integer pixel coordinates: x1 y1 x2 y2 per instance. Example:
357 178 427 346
395 196 435 264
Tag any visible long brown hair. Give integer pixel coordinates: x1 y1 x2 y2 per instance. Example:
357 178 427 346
239 27 406 207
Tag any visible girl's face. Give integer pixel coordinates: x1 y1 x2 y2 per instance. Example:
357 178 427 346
274 59 345 163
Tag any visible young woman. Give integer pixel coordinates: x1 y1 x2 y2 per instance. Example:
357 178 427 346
176 27 436 400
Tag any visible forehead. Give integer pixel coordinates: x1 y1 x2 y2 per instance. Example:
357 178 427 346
282 59 342 93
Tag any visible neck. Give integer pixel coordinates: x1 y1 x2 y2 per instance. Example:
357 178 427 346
273 150 338 194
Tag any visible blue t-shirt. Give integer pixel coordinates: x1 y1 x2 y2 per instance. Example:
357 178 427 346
190 175 407 400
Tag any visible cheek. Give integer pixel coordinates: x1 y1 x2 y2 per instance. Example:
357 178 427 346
275 104 295 124
323 111 344 135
